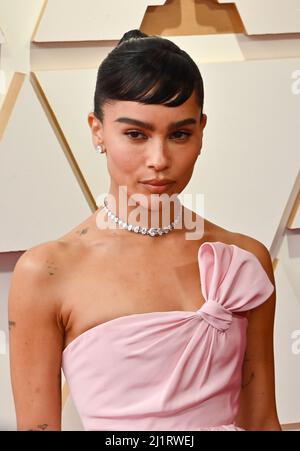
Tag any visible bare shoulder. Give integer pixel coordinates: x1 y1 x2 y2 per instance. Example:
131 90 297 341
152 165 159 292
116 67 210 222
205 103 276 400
14 239 67 282
15 209 111 290
9 239 71 319
17 210 95 272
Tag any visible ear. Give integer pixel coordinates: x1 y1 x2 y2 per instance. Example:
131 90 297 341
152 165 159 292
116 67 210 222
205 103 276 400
87 112 104 148
200 113 207 130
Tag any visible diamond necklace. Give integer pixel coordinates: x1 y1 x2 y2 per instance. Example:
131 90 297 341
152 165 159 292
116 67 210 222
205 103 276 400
102 195 182 237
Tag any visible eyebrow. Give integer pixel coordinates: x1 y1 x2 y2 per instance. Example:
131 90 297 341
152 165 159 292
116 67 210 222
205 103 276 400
114 117 197 131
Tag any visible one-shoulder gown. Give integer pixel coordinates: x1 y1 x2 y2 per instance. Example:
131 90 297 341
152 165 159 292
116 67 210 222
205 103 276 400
62 241 275 431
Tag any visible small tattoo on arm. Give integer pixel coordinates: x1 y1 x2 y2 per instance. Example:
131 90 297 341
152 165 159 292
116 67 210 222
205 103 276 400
242 371 255 389
37 423 48 430
241 354 255 388
8 320 16 330
26 423 49 431
26 424 48 432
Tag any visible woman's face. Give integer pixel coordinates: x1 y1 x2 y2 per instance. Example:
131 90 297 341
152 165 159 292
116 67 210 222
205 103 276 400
88 90 207 209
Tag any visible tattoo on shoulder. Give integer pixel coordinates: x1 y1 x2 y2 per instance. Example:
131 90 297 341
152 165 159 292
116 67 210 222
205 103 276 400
8 320 16 330
46 259 58 276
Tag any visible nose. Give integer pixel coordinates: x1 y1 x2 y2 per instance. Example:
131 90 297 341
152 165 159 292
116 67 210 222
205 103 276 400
146 138 170 171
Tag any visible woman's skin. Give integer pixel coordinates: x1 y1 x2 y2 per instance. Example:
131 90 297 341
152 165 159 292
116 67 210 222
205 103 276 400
88 89 206 230
8 90 281 431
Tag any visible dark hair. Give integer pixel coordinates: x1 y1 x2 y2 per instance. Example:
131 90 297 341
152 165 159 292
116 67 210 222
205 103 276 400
93 29 204 122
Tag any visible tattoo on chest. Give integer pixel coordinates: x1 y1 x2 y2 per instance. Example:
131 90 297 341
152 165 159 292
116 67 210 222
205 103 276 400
76 227 89 236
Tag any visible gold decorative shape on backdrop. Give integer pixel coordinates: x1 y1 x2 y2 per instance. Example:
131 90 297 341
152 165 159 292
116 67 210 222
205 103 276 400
141 0 245 36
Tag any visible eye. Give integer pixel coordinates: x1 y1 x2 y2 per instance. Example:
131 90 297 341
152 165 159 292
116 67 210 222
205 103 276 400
170 130 192 140
124 130 147 140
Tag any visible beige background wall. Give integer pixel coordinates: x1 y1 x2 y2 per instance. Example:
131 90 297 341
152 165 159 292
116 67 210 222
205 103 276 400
0 0 299 430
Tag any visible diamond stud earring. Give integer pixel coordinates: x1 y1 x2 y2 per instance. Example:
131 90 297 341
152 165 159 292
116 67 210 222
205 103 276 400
96 144 106 154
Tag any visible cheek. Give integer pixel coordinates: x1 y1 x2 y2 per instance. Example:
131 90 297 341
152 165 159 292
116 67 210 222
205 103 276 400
107 139 142 174
111 152 133 171
175 149 199 171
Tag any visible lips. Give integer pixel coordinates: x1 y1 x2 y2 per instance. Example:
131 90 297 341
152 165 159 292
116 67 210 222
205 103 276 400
141 182 174 194
140 179 174 186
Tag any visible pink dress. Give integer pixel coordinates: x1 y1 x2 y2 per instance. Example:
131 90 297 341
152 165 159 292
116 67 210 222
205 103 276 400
62 241 275 431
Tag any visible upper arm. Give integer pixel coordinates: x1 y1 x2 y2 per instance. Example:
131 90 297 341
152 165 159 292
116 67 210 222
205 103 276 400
8 243 64 431
234 236 281 430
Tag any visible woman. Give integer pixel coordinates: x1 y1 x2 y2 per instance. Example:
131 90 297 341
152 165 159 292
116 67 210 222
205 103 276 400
8 29 281 431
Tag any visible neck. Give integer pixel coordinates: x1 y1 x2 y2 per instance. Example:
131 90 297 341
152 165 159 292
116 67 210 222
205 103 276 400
103 188 182 231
